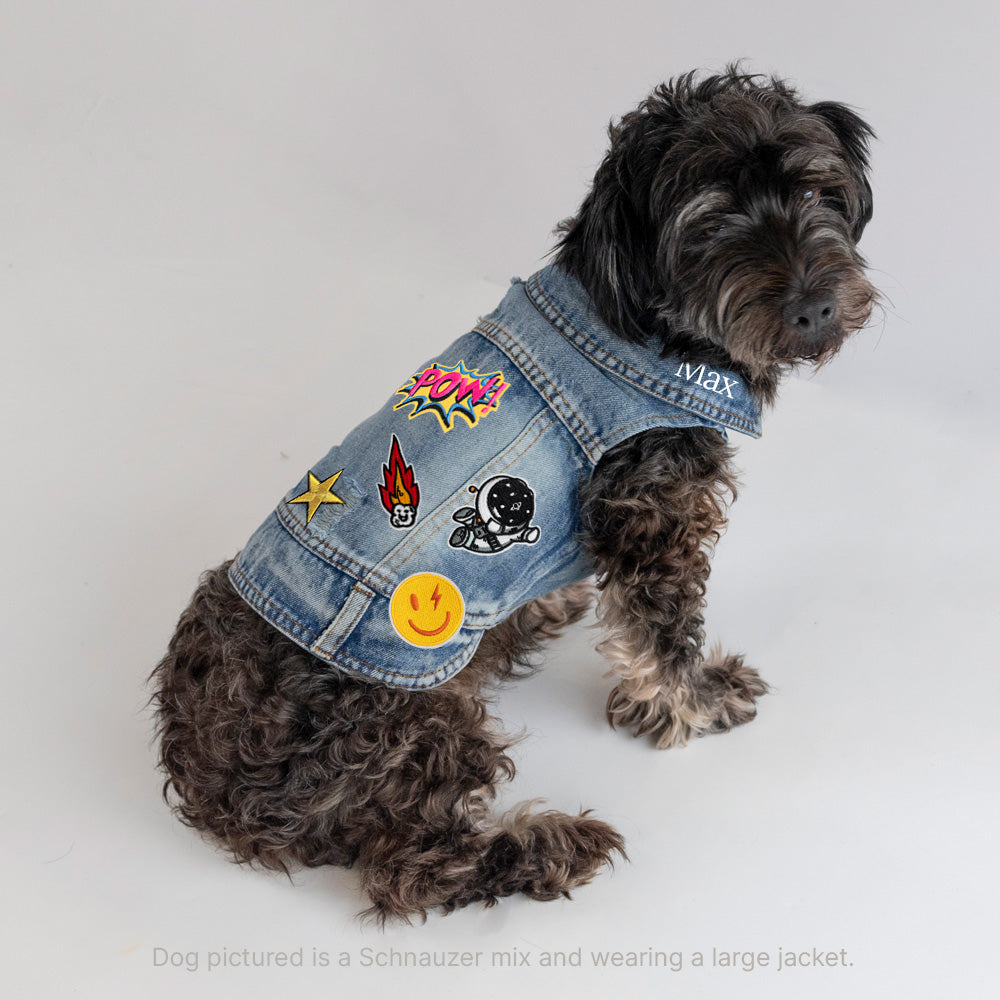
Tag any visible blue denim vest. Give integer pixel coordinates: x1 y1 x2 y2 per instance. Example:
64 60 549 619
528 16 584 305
229 265 762 689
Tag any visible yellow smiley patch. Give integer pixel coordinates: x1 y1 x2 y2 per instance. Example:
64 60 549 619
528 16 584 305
389 573 464 648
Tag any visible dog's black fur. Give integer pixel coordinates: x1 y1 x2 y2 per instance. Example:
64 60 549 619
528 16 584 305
152 66 876 922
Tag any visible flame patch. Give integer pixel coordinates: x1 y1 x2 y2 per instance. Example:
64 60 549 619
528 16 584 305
393 360 508 432
378 435 420 529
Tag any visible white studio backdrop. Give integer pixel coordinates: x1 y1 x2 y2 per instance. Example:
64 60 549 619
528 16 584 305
1 2 997 998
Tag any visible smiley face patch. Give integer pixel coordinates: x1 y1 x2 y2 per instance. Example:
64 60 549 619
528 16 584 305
389 573 464 647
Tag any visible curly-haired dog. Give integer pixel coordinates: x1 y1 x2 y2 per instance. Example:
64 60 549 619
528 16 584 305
152 68 876 922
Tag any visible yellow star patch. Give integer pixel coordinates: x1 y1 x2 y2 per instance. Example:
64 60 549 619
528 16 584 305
288 469 345 524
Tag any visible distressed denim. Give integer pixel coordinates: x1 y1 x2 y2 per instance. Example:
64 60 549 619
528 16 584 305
229 265 762 689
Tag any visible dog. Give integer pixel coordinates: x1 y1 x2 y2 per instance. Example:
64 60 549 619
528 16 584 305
151 66 876 923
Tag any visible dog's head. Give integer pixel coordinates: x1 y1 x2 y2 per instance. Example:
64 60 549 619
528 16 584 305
555 67 877 395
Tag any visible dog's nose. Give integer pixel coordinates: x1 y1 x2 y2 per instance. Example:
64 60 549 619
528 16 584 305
782 292 837 338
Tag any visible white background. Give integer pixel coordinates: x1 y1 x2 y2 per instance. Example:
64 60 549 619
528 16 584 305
2 1 997 997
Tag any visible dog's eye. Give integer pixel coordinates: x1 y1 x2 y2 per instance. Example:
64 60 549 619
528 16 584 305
802 189 817 204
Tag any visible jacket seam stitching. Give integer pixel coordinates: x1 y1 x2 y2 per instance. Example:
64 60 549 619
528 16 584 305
606 413 724 441
276 505 396 591
312 631 470 680
473 319 602 462
314 583 372 652
229 559 320 641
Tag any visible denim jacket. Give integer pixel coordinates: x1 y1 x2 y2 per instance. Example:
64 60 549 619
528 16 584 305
229 265 762 689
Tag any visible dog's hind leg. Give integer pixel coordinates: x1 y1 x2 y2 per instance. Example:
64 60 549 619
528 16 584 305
356 616 621 924
359 802 624 924
581 427 769 749
519 579 595 636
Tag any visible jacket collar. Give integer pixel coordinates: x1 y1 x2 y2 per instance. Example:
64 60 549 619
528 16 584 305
525 265 763 438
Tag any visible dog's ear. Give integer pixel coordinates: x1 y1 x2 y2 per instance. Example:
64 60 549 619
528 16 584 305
555 98 681 344
807 101 875 241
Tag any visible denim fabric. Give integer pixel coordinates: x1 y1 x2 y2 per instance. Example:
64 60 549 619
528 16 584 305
229 265 762 689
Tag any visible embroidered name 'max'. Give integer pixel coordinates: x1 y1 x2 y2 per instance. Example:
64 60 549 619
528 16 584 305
675 362 739 399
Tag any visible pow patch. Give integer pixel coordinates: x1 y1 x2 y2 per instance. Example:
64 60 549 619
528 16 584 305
393 360 508 432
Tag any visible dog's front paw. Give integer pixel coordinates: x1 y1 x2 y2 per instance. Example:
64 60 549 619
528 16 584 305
701 649 769 735
606 650 769 749
605 684 704 748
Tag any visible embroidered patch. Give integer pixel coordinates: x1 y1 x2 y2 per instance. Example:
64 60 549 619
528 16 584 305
389 573 464 648
287 469 345 524
393 360 509 432
377 435 420 529
448 476 540 555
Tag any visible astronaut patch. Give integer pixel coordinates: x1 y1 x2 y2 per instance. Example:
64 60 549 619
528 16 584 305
378 435 420 529
393 360 509 432
448 476 540 555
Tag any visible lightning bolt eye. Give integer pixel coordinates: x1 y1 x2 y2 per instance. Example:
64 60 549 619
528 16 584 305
431 584 441 610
